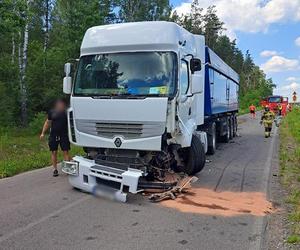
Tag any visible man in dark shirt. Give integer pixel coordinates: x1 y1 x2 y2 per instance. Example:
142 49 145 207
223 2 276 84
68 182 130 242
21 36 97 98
40 99 71 176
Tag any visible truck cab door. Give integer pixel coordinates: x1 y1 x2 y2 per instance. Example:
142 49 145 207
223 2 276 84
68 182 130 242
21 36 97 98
177 59 193 138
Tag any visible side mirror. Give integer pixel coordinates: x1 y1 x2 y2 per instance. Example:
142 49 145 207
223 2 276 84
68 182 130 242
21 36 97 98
64 63 72 76
190 58 202 74
63 76 72 94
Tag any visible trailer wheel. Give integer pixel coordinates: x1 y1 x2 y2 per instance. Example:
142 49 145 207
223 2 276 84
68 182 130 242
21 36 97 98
180 135 206 175
233 115 238 137
229 116 234 140
221 119 230 143
207 122 216 155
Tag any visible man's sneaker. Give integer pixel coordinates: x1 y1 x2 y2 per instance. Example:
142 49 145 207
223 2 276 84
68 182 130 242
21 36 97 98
53 169 59 177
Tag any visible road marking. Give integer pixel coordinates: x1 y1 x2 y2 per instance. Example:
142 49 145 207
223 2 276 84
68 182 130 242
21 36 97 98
249 126 278 250
0 195 91 243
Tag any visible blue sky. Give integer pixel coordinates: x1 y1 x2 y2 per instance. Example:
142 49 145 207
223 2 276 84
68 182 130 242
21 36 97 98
171 0 300 100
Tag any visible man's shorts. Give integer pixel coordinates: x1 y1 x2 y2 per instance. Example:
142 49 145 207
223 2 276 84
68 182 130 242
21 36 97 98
48 134 70 152
250 110 255 114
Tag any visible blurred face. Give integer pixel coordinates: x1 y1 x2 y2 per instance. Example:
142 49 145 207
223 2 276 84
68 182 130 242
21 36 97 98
54 100 66 112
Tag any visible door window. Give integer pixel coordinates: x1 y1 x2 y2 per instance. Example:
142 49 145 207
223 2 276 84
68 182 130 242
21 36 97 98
180 60 189 95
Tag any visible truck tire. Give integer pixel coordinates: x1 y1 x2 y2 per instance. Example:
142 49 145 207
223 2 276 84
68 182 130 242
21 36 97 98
233 115 237 137
221 119 230 143
207 122 216 155
180 135 206 175
229 116 234 140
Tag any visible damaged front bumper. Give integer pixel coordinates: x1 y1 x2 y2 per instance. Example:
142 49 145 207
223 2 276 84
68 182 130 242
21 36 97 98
62 156 143 202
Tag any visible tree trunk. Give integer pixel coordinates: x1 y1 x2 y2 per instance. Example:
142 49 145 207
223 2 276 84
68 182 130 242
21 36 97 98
43 0 50 86
11 34 15 64
19 19 29 126
43 0 50 53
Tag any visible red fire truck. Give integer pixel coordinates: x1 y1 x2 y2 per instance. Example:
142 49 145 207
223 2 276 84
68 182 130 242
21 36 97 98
260 95 289 116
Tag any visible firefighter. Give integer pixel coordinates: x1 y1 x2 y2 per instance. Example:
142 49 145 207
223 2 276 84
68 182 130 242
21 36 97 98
249 104 256 118
277 103 283 116
260 106 275 138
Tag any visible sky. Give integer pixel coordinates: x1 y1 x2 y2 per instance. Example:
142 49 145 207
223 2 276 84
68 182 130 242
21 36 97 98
171 0 300 100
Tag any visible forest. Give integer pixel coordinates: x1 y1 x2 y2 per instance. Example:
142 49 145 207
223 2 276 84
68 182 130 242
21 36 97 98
0 0 275 128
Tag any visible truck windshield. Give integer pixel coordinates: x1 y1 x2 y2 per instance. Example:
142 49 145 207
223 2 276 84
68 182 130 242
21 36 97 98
268 97 281 103
74 52 177 97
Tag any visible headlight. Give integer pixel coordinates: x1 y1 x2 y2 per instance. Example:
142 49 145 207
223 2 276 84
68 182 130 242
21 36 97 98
62 161 79 176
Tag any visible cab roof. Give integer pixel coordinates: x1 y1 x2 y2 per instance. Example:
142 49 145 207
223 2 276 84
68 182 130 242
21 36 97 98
81 21 204 56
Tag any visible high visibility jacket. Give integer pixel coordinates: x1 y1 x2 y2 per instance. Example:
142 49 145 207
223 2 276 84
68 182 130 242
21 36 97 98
249 105 256 111
261 111 275 126
278 105 282 110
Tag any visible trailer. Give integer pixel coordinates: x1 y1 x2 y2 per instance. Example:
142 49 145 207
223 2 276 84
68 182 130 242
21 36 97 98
62 21 239 202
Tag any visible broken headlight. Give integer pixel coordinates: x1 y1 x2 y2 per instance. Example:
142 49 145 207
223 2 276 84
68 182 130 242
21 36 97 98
62 161 79 176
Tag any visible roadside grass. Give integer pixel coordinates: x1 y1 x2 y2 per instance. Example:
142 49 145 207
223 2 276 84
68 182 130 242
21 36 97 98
0 127 83 178
279 107 300 244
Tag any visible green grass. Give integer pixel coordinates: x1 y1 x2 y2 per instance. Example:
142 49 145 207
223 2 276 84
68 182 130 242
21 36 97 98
280 107 300 244
0 128 83 178
287 235 300 244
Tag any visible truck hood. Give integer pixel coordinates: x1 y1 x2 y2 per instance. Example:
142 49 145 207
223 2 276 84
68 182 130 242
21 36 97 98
70 97 168 151
72 97 168 123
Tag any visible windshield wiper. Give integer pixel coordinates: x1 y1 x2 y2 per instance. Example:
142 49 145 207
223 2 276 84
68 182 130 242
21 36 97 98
87 93 165 99
91 95 111 99
111 93 145 99
146 94 166 97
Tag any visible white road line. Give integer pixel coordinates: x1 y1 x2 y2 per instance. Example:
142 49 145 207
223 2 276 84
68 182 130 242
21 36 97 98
249 126 278 250
0 195 91 243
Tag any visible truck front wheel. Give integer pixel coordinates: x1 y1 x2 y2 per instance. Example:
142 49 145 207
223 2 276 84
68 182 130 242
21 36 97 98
180 135 206 175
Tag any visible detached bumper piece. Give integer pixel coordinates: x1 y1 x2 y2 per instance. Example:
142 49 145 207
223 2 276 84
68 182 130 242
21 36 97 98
89 164 143 202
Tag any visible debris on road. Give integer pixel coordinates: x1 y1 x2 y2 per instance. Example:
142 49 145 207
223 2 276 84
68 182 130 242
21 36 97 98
148 176 198 202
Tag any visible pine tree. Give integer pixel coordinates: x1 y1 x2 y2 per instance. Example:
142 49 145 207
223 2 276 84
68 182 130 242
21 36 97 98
202 6 224 49
116 0 171 22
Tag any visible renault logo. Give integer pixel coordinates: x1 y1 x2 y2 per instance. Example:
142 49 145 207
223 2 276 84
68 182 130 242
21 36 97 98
114 138 122 147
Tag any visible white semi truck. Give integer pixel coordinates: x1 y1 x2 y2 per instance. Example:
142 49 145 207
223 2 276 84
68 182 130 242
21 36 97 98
62 22 239 202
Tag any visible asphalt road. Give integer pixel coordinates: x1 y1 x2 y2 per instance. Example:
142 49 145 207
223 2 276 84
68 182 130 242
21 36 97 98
0 115 279 250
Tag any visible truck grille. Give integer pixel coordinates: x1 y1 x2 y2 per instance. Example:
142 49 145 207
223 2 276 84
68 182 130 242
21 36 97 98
76 120 164 139
95 122 143 138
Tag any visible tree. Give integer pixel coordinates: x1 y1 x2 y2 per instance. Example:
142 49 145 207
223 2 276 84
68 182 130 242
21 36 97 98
173 0 204 34
116 0 171 22
43 0 53 52
202 6 224 49
50 0 113 58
